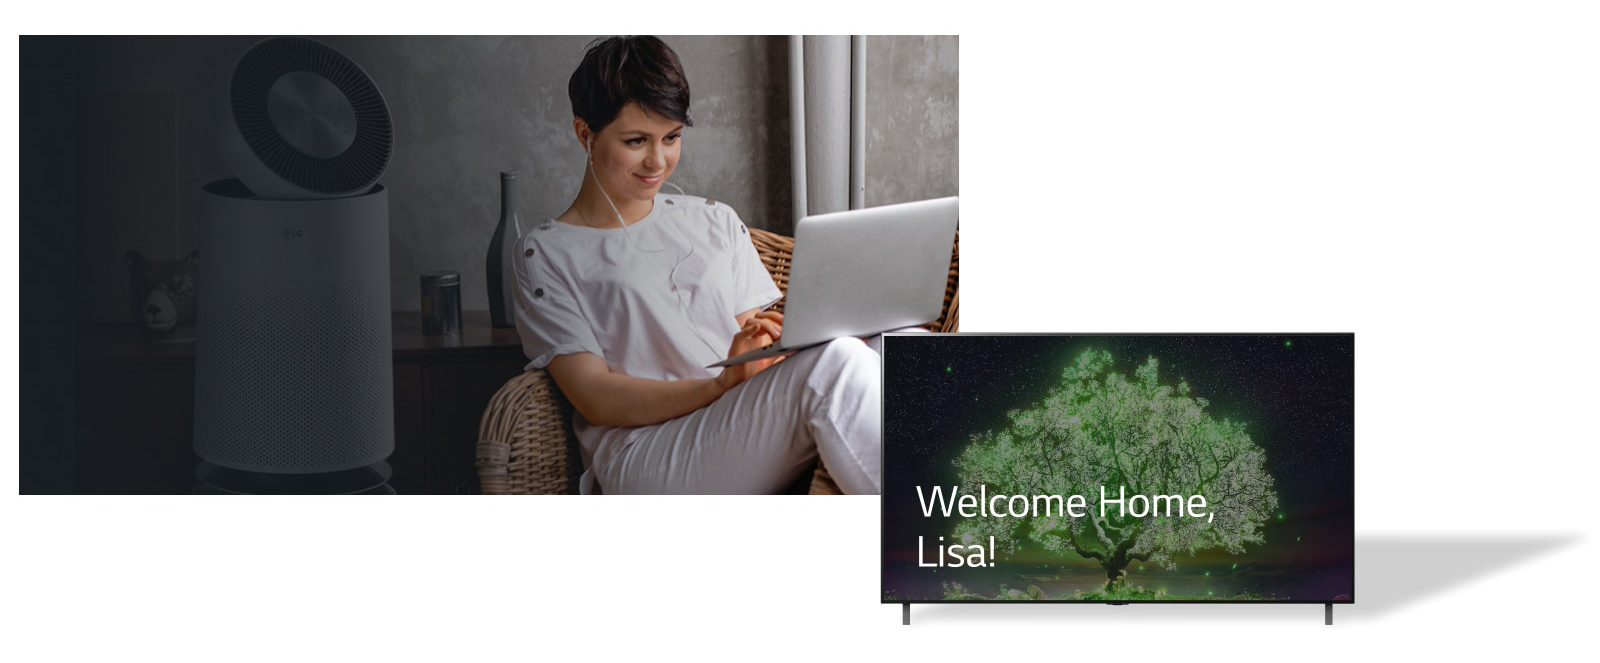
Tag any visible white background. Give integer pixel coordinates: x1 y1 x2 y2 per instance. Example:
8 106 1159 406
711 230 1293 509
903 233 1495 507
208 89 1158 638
7 2 1598 661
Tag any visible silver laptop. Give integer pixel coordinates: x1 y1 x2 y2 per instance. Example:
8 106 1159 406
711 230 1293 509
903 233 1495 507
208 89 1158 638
708 196 958 368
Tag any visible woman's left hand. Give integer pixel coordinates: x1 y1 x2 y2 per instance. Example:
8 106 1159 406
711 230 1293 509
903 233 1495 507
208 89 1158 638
745 309 784 372
717 310 784 391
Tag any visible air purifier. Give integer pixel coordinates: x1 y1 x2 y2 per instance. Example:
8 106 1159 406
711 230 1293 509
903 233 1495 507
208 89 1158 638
194 37 395 479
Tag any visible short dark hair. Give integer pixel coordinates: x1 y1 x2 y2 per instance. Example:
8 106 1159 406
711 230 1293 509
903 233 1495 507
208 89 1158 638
568 36 693 134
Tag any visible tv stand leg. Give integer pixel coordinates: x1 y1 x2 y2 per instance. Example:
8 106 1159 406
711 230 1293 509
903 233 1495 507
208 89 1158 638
903 602 910 625
1325 602 1332 625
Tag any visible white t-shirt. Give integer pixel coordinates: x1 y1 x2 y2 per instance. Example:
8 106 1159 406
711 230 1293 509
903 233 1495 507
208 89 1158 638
511 192 783 439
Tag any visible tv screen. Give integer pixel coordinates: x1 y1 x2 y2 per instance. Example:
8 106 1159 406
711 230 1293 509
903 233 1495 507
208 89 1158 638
882 334 1353 604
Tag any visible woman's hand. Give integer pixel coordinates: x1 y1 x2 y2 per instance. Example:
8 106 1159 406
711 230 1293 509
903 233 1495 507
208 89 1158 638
716 310 783 392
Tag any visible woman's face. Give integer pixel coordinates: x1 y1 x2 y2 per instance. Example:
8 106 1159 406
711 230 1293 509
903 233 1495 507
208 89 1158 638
585 101 683 203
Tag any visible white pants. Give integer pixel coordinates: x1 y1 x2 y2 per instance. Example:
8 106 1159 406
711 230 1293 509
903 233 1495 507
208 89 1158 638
581 334 902 495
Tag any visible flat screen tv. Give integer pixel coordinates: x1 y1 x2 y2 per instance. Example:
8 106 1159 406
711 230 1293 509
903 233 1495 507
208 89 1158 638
882 334 1353 623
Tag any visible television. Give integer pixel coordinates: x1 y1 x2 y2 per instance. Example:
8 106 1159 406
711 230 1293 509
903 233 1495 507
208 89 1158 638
882 334 1353 624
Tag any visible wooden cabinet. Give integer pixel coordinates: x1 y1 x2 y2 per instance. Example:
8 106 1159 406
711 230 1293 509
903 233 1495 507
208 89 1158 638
74 310 526 494
389 311 529 494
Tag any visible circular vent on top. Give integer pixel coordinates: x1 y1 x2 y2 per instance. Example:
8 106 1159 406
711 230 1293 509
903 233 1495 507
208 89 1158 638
222 37 392 199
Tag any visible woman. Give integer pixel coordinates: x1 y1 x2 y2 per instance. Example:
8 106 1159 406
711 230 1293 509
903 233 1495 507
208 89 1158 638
512 36 882 495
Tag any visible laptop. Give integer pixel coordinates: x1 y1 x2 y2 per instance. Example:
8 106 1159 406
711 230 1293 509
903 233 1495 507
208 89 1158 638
708 196 958 368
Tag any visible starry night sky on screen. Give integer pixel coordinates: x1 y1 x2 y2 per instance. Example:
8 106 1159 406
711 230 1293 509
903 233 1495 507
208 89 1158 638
881 334 1354 602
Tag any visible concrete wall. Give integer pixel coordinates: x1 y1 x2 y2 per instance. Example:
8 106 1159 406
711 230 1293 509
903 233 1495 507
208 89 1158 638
868 35 960 209
29 35 957 322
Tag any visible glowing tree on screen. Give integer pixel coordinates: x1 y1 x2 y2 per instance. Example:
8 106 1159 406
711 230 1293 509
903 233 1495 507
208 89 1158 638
954 350 1279 592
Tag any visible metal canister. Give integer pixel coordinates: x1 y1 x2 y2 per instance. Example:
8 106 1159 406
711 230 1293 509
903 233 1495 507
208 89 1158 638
420 271 461 335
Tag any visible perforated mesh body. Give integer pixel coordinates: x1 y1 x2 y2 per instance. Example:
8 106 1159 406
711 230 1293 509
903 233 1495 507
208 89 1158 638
195 180 394 473
194 281 393 471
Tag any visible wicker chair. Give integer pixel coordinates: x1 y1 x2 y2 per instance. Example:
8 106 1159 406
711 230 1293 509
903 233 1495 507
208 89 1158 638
475 227 959 494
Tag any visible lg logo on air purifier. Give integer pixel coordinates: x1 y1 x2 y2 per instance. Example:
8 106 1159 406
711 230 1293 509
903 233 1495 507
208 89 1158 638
282 229 304 238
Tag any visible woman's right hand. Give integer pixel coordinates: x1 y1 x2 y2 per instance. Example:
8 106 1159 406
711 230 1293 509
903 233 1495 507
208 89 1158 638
716 310 783 392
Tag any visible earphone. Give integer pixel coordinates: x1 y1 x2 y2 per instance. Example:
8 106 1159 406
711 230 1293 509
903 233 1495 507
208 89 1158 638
584 131 726 360
586 133 671 254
